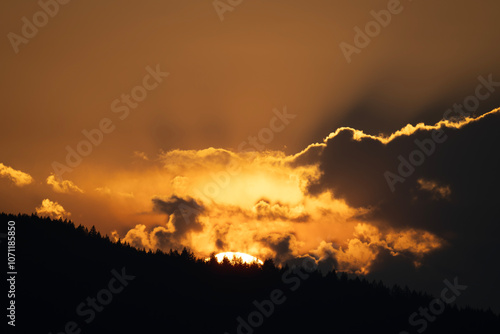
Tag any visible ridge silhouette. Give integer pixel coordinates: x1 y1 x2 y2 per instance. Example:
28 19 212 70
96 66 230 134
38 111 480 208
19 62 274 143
2 213 498 333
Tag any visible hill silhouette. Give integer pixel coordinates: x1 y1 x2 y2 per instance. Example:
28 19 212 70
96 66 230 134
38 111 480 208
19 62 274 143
2 213 499 333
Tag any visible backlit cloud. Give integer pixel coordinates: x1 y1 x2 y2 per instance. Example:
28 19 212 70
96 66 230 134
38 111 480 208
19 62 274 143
417 179 451 200
95 186 134 198
2 107 498 312
0 163 33 186
35 199 70 220
47 174 84 194
331 224 442 274
112 109 499 280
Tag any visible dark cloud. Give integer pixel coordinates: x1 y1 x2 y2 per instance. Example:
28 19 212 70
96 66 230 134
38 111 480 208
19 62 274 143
145 196 206 251
152 196 205 236
258 233 334 274
260 233 295 263
309 242 339 275
309 75 500 148
215 238 226 250
293 109 500 311
150 229 180 252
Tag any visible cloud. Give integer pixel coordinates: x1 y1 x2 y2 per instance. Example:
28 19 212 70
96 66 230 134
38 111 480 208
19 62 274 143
114 145 444 276
308 241 338 274
133 151 150 161
259 233 297 263
329 224 442 275
215 238 226 250
123 196 205 251
417 179 451 200
0 163 33 186
156 147 319 210
95 187 112 195
122 224 153 249
46 174 84 193
46 107 500 310
252 200 309 222
71 110 500 277
386 229 443 259
291 107 500 310
152 196 205 235
35 199 70 220
111 230 120 243
95 186 134 198
159 148 237 173
171 176 189 195
292 108 500 226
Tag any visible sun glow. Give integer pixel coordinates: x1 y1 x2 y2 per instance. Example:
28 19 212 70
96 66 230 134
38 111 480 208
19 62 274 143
213 252 264 265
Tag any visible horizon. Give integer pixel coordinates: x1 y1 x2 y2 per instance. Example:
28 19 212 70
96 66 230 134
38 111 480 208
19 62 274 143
2 0 500 331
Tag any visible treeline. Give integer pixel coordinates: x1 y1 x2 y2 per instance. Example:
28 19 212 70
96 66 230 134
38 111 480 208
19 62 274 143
2 213 499 333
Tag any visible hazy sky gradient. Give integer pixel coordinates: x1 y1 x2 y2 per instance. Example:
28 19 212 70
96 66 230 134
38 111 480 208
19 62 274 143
1 0 500 312
2 1 500 173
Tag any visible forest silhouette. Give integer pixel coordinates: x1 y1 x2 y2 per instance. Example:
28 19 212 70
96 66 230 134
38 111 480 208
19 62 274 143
3 213 499 333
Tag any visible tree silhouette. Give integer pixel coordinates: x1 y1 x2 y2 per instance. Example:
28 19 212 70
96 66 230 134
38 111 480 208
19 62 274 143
2 212 499 334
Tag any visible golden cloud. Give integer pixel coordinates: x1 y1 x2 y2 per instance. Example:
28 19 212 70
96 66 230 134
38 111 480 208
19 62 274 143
47 174 84 194
33 110 490 275
332 223 443 274
81 139 447 275
35 199 71 220
294 107 500 159
95 186 134 198
0 163 33 186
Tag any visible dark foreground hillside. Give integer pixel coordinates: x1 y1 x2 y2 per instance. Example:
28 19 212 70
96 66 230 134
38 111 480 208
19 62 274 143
2 213 499 334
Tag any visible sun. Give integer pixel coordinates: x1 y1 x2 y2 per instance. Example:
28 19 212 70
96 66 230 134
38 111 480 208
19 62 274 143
212 252 264 265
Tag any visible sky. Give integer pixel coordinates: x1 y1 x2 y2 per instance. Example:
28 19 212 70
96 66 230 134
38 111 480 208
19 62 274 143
1 0 500 312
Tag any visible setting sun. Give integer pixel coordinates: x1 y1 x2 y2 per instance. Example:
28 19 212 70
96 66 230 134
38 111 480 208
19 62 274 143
213 252 264 265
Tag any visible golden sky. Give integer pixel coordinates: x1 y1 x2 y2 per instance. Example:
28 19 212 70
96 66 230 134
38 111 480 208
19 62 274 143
1 0 500 311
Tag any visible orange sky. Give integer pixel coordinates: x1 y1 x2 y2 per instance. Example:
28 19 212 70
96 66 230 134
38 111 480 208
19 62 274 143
1 1 500 309
5 110 498 273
